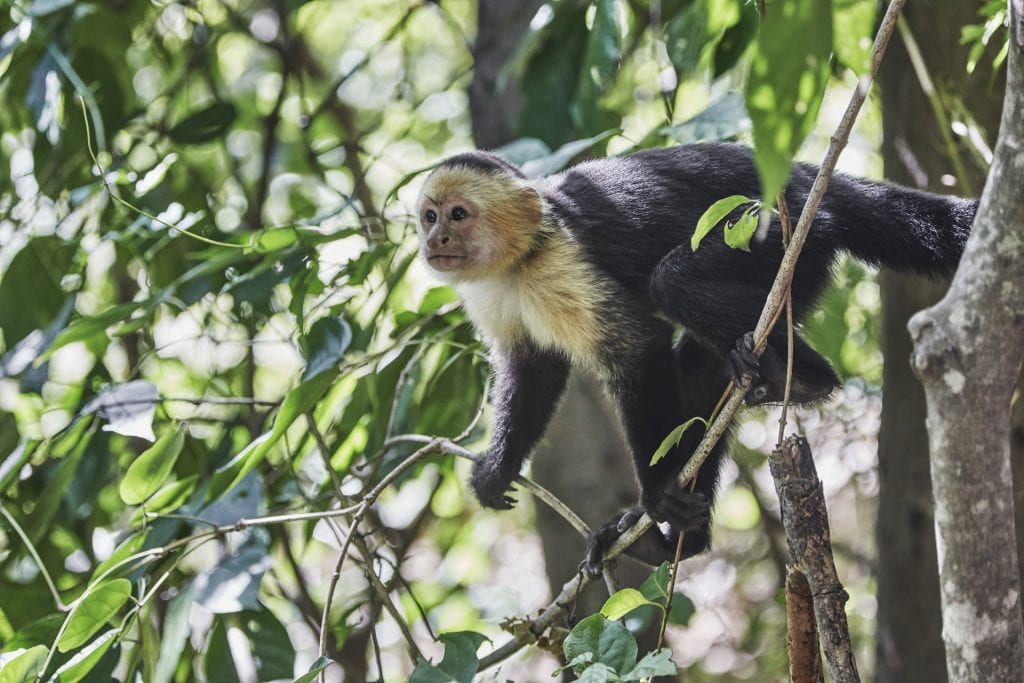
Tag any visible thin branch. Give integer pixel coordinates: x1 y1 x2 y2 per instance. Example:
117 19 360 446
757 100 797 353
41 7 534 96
0 504 65 611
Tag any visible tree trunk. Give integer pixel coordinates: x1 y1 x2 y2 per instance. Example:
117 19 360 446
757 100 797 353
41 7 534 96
907 4 1024 677
875 2 1004 679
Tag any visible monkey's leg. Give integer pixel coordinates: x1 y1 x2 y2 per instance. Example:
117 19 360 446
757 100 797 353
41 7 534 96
472 342 570 509
650 244 839 405
584 331 726 576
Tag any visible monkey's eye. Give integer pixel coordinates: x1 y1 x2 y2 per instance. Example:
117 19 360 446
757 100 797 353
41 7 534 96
451 206 467 221
425 209 437 224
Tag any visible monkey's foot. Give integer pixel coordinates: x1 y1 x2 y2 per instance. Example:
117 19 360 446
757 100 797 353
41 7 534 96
470 455 517 510
727 332 773 405
583 491 710 578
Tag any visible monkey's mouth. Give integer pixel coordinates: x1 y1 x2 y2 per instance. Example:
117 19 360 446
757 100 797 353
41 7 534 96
427 254 468 271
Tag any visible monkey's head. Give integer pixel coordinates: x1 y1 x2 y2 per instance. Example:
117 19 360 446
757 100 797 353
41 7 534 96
416 152 544 281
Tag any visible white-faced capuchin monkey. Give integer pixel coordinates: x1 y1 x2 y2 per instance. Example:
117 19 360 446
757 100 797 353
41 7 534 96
414 143 975 577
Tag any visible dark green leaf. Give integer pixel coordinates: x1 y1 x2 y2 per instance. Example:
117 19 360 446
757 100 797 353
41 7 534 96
301 317 352 382
639 563 672 604
0 237 75 347
154 584 194 683
516 0 591 146
668 592 696 626
168 102 238 144
572 0 622 133
293 656 333 683
563 614 638 675
58 579 132 652
243 607 296 681
745 0 832 204
202 618 240 683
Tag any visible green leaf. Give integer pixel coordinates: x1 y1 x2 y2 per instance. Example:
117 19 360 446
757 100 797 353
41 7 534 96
418 287 458 315
832 0 875 75
301 317 352 382
563 614 638 676
242 608 296 681
620 648 678 680
293 657 332 683
119 424 186 504
745 0 832 204
660 94 750 145
650 416 708 466
138 475 199 517
154 584 194 683
409 631 488 683
48 629 117 683
90 531 148 583
0 237 75 347
520 129 621 178
640 563 672 604
245 227 300 254
58 579 132 652
576 662 621 682
572 0 623 133
0 645 48 683
723 207 759 251
168 102 238 144
690 195 753 251
201 618 240 683
515 0 590 146
600 588 660 621
668 592 696 626
433 631 488 683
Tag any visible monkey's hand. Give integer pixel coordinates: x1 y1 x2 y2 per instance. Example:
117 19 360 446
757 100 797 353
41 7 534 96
470 454 517 510
583 490 710 578
728 332 772 405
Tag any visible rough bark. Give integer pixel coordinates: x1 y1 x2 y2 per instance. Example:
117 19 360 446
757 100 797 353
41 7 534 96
786 567 824 683
770 436 859 683
907 6 1024 678
875 2 1005 679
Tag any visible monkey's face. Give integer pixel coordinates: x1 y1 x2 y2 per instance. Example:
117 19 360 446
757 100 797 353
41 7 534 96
416 167 543 281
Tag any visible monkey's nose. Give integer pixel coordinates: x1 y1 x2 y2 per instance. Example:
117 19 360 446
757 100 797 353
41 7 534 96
427 231 453 250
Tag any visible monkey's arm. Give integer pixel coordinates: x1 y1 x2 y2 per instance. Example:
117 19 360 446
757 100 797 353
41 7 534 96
471 342 570 509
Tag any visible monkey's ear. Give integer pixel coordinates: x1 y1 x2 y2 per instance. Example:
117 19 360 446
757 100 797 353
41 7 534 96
516 183 544 228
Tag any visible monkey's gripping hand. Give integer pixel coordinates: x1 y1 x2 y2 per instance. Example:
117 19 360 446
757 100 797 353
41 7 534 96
583 489 710 578
470 453 518 510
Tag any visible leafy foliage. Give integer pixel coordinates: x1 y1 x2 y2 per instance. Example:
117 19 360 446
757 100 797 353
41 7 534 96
0 0 887 680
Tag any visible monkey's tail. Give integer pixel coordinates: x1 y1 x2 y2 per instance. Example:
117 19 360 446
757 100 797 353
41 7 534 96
824 175 977 277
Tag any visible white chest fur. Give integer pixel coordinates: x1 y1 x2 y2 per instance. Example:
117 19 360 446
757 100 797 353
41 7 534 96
454 236 608 368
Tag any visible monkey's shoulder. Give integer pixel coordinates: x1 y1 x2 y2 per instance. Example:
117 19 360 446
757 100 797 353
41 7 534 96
454 232 613 367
